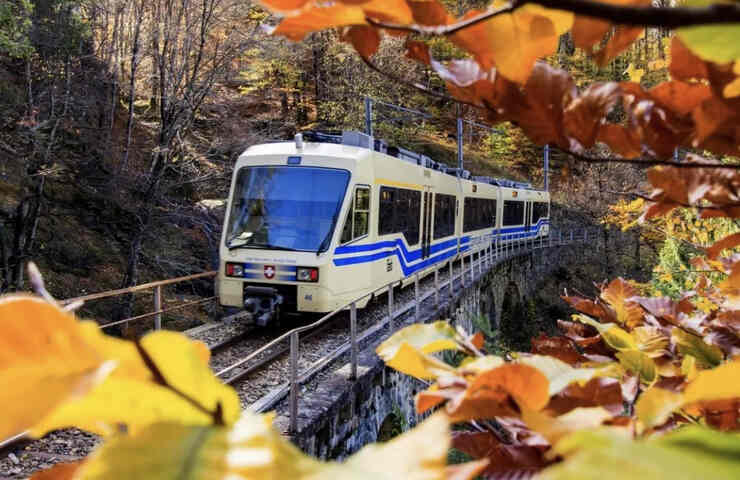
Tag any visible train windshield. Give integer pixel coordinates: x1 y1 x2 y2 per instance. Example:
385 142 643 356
225 166 350 252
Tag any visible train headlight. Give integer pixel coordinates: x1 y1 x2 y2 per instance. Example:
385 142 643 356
226 262 244 277
296 267 319 282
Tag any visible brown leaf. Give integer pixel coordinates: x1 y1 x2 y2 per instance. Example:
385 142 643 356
706 232 740 260
670 37 709 82
595 124 643 158
452 431 552 478
545 377 624 416
531 334 590 365
342 26 380 59
405 40 431 65
648 81 713 117
700 399 740 431
563 82 621 149
594 26 644 67
408 0 452 25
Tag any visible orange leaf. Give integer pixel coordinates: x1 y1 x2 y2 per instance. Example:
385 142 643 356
670 37 709 83
257 0 310 14
706 232 740 260
342 25 380 59
447 364 550 421
594 26 645 67
30 462 83 480
270 5 366 41
600 278 643 328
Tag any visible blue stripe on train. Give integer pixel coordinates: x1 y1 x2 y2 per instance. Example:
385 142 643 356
332 218 549 274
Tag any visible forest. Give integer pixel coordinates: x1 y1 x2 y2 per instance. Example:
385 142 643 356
0 0 739 478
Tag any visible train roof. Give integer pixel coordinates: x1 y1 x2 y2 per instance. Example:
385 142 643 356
301 131 543 192
240 130 546 194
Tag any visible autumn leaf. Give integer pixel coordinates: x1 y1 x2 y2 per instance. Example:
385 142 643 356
574 314 638 352
451 431 552 478
269 0 412 41
539 426 740 480
672 327 724 369
615 350 658 385
522 407 614 445
516 355 601 396
30 331 242 437
706 232 740 260
342 26 380 59
30 462 84 480
34 411 457 480
0 296 115 440
670 37 709 82
636 361 740 429
446 364 550 421
677 0 740 64
376 321 463 379
450 5 573 84
545 377 624 416
600 278 644 328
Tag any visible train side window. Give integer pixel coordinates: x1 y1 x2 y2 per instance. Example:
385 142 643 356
341 185 370 244
379 187 396 235
503 200 524 226
377 186 420 246
463 197 497 232
532 202 549 223
434 193 455 239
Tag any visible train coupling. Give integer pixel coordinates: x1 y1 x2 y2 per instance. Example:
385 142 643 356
243 286 284 326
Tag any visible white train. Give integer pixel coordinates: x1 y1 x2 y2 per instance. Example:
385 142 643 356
218 131 550 325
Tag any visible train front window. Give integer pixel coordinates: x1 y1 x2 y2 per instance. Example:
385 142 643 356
226 166 350 252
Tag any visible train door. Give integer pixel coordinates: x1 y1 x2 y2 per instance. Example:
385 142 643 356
525 201 531 235
421 187 433 259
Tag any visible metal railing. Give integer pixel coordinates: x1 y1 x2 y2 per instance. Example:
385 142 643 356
230 227 593 432
61 271 218 330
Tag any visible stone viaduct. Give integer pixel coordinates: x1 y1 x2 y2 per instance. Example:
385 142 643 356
267 239 586 459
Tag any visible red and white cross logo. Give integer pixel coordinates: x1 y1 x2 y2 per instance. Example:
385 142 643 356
263 265 275 279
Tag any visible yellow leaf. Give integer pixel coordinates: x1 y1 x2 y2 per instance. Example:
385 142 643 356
522 407 613 445
450 4 573 84
671 327 723 368
30 331 241 436
381 342 456 380
681 355 699 381
633 326 669 358
635 387 684 429
540 427 740 480
616 350 657 385
0 296 114 440
635 361 740 429
68 411 452 480
625 63 645 82
684 360 740 405
575 315 638 351
516 355 599 396
376 322 462 379
459 355 505 374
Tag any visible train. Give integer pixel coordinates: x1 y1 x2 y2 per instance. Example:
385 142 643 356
218 131 550 325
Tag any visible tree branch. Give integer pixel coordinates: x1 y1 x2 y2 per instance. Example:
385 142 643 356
360 56 481 107
367 0 740 35
563 150 740 170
